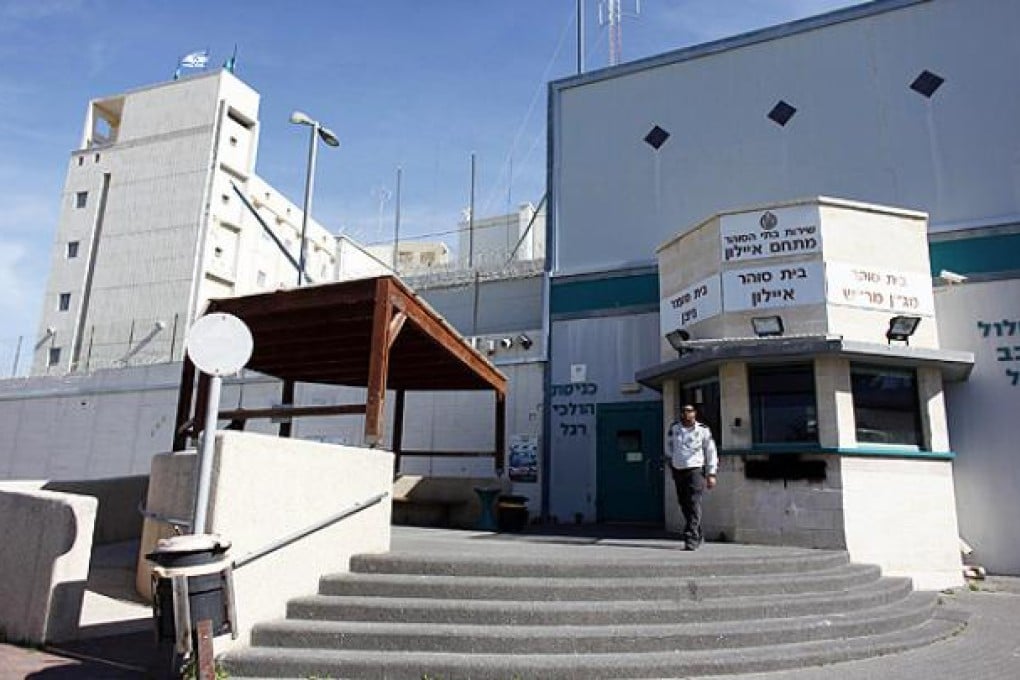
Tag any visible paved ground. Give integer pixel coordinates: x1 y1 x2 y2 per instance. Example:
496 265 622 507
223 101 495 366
2 527 1019 679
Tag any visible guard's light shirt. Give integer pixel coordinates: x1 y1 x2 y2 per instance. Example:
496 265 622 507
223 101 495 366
667 421 718 474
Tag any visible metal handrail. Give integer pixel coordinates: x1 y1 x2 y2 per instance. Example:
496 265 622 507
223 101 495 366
138 502 192 530
232 491 389 570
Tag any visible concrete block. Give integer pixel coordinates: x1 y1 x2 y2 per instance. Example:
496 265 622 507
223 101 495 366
137 431 394 653
0 487 97 644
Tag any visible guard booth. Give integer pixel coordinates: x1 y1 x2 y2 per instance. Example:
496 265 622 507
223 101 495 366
637 197 974 590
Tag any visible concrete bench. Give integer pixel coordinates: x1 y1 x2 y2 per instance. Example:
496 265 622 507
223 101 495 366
392 475 508 529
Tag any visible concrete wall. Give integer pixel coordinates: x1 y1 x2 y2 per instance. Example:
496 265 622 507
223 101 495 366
842 457 962 590
549 312 662 522
137 431 393 651
0 487 97 644
552 0 1020 275
936 278 1020 574
656 198 937 346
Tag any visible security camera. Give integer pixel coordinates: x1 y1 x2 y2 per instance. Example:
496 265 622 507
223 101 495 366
939 270 968 284
154 320 167 330
45 326 56 335
517 334 533 349
500 337 513 350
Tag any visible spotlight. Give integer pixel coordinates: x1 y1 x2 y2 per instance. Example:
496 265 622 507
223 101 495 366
486 339 496 355
516 334 533 349
665 328 691 353
500 337 513 350
886 315 921 345
751 316 784 338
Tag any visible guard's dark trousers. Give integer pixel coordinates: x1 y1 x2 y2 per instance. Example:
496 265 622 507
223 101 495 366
671 466 705 547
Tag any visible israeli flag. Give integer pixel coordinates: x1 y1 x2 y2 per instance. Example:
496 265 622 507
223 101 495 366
180 50 209 68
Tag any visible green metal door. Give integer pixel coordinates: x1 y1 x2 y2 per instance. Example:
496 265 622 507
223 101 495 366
596 402 664 523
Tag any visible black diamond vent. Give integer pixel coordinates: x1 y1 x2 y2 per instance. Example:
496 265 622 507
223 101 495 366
767 100 797 127
644 125 670 150
910 70 944 98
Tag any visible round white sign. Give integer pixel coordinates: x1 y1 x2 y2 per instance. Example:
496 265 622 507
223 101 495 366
186 313 253 376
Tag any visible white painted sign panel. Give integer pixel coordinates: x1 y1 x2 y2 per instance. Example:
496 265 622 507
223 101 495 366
723 261 825 311
720 204 822 262
825 261 935 316
659 274 722 336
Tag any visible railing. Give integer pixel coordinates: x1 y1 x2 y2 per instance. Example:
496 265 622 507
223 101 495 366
139 491 390 569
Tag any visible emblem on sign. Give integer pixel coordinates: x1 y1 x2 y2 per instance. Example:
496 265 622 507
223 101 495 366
759 211 778 231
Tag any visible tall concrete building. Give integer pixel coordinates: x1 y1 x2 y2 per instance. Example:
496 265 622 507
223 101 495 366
34 70 336 375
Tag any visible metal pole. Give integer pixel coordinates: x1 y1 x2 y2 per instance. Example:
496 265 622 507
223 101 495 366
11 335 21 377
468 152 476 269
192 373 221 534
577 0 585 74
297 124 319 286
392 166 402 274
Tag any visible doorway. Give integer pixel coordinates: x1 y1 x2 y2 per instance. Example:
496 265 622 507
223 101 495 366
595 401 664 523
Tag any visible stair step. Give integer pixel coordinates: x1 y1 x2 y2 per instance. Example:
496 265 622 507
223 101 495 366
349 547 849 578
223 609 966 679
319 562 879 601
290 577 913 625
253 591 936 653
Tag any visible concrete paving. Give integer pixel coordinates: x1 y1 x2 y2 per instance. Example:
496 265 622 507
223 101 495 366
2 527 1019 679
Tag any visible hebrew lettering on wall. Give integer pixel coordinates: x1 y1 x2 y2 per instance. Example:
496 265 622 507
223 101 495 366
976 319 1020 387
548 381 598 437
722 261 825 312
719 204 822 263
825 261 935 316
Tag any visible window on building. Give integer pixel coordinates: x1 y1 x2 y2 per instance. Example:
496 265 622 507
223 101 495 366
256 270 267 287
94 153 101 163
229 136 238 147
75 191 88 209
77 156 84 167
58 293 71 311
850 364 923 447
48 347 61 367
66 241 80 259
749 364 818 445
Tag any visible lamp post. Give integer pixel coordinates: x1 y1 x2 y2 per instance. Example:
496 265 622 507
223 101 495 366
290 110 340 286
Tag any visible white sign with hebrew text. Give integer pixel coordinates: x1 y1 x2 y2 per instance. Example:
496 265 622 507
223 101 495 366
825 261 935 316
720 204 822 262
723 261 825 311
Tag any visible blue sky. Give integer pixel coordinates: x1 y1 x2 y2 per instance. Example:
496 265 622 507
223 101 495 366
0 0 863 373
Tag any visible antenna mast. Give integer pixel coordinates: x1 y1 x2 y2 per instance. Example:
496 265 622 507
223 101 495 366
599 0 640 67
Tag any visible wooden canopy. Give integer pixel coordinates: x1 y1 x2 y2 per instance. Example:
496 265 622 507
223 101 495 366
173 276 508 469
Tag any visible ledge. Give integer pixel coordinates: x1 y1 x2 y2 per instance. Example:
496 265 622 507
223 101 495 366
721 446 955 460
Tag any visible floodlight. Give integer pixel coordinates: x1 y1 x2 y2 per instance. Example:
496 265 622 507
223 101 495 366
886 315 921 344
665 328 691 352
751 315 785 337
516 334 533 349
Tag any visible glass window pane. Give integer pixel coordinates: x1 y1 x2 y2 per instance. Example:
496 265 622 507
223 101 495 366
851 364 922 447
749 364 818 444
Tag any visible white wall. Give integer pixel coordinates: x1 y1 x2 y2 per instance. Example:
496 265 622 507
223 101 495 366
552 0 1020 275
936 278 1020 574
139 432 392 650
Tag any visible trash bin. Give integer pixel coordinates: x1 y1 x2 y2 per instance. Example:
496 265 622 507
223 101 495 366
147 533 237 667
496 494 530 533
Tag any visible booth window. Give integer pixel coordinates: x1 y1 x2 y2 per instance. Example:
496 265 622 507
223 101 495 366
749 364 818 445
850 364 923 447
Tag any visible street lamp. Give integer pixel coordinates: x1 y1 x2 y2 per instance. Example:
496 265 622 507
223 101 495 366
290 110 340 286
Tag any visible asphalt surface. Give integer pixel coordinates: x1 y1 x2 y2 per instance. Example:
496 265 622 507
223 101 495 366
2 528 1019 679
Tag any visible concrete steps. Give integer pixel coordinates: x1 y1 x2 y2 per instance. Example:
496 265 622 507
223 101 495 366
221 536 966 679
